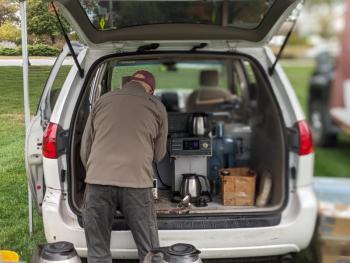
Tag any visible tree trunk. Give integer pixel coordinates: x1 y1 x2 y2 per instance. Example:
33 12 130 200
50 35 56 45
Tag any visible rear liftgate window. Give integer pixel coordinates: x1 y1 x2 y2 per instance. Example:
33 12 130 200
79 0 275 30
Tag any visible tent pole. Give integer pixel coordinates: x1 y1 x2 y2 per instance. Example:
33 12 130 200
20 0 33 236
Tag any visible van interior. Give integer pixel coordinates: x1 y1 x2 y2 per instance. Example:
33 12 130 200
69 53 286 217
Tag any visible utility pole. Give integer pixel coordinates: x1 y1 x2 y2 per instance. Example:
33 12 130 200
19 0 33 236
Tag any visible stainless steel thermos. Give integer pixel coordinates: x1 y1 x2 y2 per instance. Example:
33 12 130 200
144 243 202 263
180 173 210 199
39 242 81 263
190 113 209 136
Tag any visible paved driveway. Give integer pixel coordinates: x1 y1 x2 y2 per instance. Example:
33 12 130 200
0 57 74 66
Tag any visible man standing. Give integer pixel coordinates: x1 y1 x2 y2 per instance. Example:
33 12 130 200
80 70 168 263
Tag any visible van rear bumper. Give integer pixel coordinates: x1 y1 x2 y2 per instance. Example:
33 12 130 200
42 185 317 259
78 212 282 231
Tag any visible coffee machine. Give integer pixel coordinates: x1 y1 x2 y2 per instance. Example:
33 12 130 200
168 113 212 203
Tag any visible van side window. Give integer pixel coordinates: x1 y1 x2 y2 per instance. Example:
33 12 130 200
88 64 108 110
232 70 242 97
242 61 258 102
49 61 72 110
110 65 125 91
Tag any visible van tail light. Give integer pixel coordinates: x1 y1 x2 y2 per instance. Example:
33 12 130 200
298 120 314 156
43 122 59 159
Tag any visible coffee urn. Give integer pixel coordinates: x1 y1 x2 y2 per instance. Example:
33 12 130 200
144 243 202 263
39 242 81 263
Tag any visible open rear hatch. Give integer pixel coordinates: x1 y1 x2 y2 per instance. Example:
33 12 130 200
55 0 301 48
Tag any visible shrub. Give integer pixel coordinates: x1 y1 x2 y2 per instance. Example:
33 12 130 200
28 44 60 56
0 46 21 55
0 44 60 56
0 21 21 44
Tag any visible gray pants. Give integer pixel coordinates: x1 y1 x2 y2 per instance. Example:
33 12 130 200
82 184 159 263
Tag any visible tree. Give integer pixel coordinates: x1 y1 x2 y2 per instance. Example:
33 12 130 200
310 0 337 5
0 21 20 43
305 0 341 39
27 0 70 44
0 0 18 26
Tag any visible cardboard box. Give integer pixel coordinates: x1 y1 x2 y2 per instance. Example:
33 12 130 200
220 167 256 206
320 239 350 263
318 202 350 263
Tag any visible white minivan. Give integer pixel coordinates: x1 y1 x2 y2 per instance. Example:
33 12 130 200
26 0 317 261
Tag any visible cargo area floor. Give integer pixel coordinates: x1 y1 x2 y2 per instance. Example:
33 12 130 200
155 190 259 215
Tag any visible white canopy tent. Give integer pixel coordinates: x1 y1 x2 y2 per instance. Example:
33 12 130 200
19 0 33 235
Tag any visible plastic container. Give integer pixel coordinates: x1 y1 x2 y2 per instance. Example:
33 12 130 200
0 250 20 263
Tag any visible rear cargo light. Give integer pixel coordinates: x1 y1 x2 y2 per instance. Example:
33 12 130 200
298 120 314 156
43 122 59 159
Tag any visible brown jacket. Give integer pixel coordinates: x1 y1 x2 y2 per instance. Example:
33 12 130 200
80 81 168 188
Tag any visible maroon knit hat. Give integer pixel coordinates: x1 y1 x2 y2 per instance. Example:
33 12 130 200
131 70 156 92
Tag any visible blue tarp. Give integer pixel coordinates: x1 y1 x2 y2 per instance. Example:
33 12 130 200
313 177 350 205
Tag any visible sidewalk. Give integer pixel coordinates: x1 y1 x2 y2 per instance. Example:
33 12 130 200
0 57 73 66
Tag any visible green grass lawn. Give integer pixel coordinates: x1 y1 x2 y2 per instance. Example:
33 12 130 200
0 63 349 261
0 67 63 261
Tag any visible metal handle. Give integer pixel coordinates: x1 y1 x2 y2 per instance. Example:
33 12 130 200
196 175 210 193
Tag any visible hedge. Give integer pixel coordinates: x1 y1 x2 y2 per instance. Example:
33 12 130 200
0 44 60 56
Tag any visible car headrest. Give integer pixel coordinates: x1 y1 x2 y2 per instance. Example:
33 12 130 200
200 70 219 87
161 92 179 112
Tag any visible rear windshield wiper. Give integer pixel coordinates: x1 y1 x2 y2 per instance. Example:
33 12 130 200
137 43 160 52
51 2 84 78
191 43 208 51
